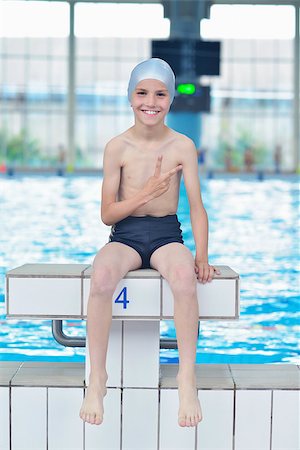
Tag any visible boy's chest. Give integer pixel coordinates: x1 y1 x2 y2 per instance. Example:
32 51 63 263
121 147 180 184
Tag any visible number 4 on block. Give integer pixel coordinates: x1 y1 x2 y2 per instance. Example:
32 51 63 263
114 287 130 309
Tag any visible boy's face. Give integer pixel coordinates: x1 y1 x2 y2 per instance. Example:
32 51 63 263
131 79 171 126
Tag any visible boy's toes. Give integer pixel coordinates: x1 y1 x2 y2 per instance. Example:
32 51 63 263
178 416 186 427
95 415 102 425
178 411 202 427
190 416 196 427
185 416 192 427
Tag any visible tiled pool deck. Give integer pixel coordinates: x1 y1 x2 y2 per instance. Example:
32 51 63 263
0 362 299 450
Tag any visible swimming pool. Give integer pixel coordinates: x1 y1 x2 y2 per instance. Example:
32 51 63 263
0 174 299 364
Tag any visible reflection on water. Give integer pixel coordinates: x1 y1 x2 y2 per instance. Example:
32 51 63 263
0 174 299 363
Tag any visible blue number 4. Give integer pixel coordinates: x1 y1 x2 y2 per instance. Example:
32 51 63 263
114 287 130 309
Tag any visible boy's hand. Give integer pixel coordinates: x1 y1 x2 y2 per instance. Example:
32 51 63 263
194 261 221 284
143 155 182 200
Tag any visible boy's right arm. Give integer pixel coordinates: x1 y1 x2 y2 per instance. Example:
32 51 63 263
100 141 147 225
101 144 182 226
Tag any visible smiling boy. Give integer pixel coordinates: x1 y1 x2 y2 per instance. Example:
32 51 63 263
80 58 219 428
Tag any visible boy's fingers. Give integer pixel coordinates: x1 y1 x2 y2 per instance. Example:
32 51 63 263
197 266 204 282
165 164 183 178
196 263 220 283
208 267 215 282
202 266 210 283
154 155 163 177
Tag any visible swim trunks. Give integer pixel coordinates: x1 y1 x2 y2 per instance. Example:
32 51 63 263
108 214 184 269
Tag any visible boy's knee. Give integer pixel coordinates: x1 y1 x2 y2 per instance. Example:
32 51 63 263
90 265 119 297
168 264 196 295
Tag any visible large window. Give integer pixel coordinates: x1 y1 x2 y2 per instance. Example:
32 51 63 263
0 1 298 171
200 5 295 171
0 1 69 166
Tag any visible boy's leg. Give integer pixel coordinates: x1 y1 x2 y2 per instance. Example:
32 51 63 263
150 243 202 428
80 242 142 425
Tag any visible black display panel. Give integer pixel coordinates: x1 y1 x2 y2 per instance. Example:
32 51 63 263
152 39 220 76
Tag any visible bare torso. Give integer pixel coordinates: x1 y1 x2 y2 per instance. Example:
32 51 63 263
116 128 184 216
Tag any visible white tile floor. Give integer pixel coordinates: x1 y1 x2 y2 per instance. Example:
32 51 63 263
1 362 299 450
85 389 121 450
11 387 47 450
197 390 234 450
122 389 159 450
235 390 272 450
48 388 84 450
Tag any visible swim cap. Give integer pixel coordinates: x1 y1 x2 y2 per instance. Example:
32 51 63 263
127 58 175 104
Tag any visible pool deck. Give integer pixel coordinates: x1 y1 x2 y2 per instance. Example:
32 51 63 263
0 362 299 450
1 361 299 389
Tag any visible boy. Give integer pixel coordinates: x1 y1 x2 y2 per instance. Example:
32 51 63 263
80 58 219 428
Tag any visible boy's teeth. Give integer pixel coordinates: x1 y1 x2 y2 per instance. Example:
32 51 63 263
144 110 158 115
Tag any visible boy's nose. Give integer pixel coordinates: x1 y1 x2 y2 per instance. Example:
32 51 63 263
145 94 155 107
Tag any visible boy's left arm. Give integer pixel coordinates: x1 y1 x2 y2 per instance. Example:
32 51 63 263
181 141 220 283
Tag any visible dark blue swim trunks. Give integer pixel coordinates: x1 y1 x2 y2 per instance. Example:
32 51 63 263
108 214 184 269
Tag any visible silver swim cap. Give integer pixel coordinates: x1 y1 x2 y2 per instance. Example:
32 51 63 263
127 58 175 104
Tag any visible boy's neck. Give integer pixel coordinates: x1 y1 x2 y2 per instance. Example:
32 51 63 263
132 122 169 142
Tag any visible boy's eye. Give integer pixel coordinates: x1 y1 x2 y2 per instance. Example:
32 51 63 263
136 91 166 96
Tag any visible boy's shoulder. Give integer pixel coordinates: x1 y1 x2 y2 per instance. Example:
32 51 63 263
168 128 197 152
105 130 130 154
169 128 194 144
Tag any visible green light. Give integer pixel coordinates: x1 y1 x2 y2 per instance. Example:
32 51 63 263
177 83 196 95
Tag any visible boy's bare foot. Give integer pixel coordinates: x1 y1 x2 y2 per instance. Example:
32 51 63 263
79 374 107 425
177 371 202 427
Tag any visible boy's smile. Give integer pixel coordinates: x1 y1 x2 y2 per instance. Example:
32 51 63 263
142 110 159 116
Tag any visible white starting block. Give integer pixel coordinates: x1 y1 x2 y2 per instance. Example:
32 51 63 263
6 263 239 388
6 264 239 320
6 263 241 449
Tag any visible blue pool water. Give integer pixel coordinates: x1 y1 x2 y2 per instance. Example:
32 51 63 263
0 174 299 364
